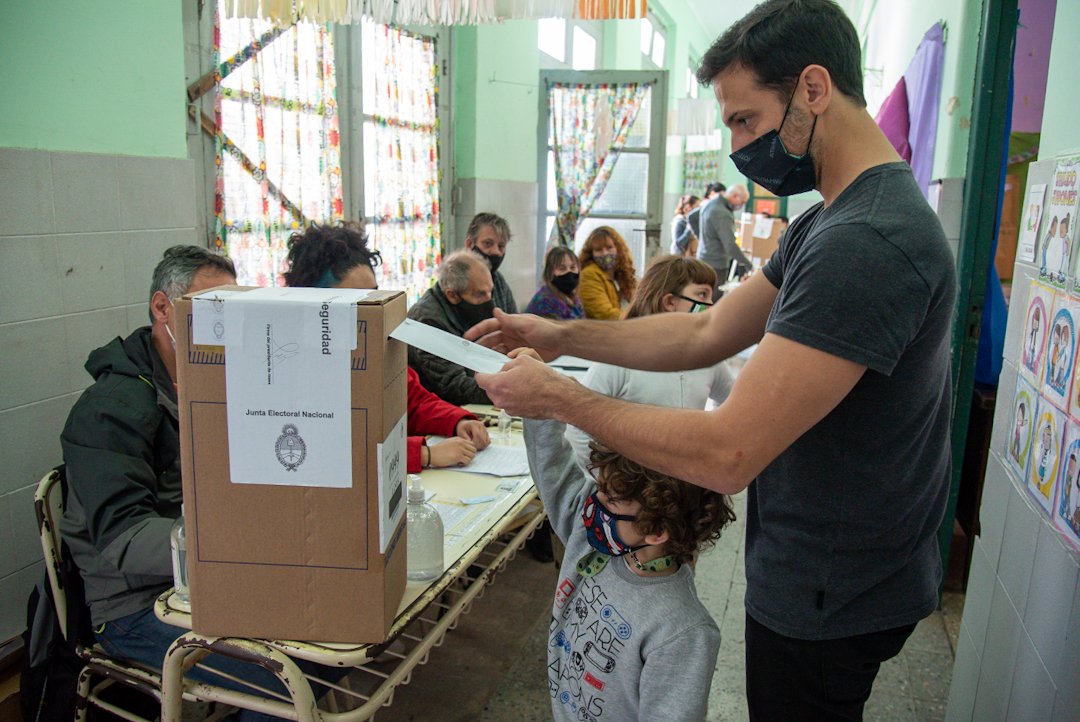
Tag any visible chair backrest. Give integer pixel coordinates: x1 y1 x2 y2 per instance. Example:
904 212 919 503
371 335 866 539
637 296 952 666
34 468 69 641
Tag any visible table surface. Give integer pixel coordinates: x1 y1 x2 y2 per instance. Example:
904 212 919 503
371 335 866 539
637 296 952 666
156 411 537 651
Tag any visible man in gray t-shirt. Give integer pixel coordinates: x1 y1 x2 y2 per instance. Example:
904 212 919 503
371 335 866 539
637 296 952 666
469 1 955 718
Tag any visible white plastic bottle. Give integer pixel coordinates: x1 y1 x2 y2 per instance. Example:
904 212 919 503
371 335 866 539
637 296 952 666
406 475 444 582
170 504 190 610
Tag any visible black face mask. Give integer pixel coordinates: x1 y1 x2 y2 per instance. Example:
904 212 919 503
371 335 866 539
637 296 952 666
551 271 580 295
454 298 495 328
472 248 504 273
729 84 818 197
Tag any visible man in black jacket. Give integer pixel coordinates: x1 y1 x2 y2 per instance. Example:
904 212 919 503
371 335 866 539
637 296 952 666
464 212 518 314
407 250 495 406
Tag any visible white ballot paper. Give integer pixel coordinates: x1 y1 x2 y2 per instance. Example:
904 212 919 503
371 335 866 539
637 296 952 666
219 287 371 488
376 414 407 552
389 318 510 374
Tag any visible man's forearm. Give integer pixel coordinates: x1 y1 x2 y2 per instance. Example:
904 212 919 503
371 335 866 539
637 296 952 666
557 313 718 372
552 387 752 494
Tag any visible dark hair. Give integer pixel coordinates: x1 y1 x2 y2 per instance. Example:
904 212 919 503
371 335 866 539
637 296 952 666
465 212 512 245
283 222 381 288
148 245 236 320
587 443 736 565
676 194 700 217
705 182 727 196
696 0 866 108
624 255 717 320
542 245 579 285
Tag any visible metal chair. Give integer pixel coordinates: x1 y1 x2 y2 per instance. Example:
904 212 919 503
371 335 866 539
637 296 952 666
34 467 164 722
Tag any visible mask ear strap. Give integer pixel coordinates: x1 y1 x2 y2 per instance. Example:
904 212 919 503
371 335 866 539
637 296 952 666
778 79 801 130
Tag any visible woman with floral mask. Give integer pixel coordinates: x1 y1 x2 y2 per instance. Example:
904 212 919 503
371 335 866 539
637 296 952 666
566 256 736 471
577 226 637 320
525 245 585 320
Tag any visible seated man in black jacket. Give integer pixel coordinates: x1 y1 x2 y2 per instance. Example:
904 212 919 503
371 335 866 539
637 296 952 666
407 250 495 406
59 246 336 711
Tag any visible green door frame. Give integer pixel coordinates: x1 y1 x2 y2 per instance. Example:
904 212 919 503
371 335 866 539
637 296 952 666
941 0 1018 580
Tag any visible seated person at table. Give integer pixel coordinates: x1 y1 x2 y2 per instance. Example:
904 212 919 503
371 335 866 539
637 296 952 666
283 222 490 471
578 226 637 320
464 211 518 313
407 250 496 406
522 390 734 722
565 255 735 472
60 246 338 713
525 245 584 320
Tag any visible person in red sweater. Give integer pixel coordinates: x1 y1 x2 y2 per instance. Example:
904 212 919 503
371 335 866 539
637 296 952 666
283 222 490 471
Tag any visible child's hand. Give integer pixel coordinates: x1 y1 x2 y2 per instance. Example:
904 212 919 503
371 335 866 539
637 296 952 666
508 347 543 362
428 437 477 467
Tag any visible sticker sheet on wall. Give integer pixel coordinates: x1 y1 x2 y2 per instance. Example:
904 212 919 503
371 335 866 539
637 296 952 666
1020 281 1054 383
1041 294 1078 410
1018 182 1047 263
1006 377 1038 478
1040 154 1080 288
1053 419 1080 552
1027 400 1066 515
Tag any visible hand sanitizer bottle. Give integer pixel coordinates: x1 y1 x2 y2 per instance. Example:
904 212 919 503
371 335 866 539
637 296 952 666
170 504 190 610
406 475 444 582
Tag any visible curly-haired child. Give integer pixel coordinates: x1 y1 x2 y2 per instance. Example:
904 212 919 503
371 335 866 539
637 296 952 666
524 410 736 722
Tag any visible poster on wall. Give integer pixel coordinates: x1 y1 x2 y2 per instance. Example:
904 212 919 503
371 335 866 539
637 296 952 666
1018 183 1047 263
1053 419 1080 552
1041 294 1078 411
1020 281 1054 384
1039 154 1080 288
1027 399 1066 516
1006 377 1038 478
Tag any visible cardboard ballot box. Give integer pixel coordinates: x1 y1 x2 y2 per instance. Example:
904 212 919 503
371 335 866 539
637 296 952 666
175 286 408 644
739 215 784 262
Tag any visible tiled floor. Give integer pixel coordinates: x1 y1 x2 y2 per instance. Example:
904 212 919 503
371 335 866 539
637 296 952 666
475 490 965 722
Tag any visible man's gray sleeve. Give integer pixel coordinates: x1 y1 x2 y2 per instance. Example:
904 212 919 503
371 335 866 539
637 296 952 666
707 204 751 271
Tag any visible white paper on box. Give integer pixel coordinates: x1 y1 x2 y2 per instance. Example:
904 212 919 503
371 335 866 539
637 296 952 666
190 289 243 345
377 414 407 553
752 216 775 239
389 318 509 374
223 287 367 488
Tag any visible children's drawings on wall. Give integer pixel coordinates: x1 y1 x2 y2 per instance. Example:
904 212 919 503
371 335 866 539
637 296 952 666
1041 155 1080 288
1021 282 1053 383
1042 299 1078 410
1027 400 1065 515
1018 183 1046 263
1007 379 1037 478
1053 420 1080 552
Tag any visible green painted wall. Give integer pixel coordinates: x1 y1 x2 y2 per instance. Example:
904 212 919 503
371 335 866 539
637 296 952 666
0 1 187 158
1039 0 1080 157
452 21 539 183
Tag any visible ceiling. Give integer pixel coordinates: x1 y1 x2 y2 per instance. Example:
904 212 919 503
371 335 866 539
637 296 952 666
684 0 866 46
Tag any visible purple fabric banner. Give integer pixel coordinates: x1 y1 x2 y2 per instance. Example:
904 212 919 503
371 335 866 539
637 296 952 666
903 22 946 197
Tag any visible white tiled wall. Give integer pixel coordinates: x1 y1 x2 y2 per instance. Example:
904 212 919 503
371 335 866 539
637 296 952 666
0 146 198 643
945 196 1080 720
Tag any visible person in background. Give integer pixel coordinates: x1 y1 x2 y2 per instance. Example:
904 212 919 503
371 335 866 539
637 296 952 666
698 183 753 292
525 245 585 320
283 223 490 472
566 256 735 471
523 394 734 722
577 226 637 320
464 212 518 313
671 194 701 257
407 251 496 405
688 182 726 239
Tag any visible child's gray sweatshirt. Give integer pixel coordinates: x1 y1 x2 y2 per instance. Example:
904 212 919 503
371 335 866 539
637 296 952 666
524 418 721 722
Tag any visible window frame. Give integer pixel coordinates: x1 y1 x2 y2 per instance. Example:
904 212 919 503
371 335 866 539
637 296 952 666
535 69 669 280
